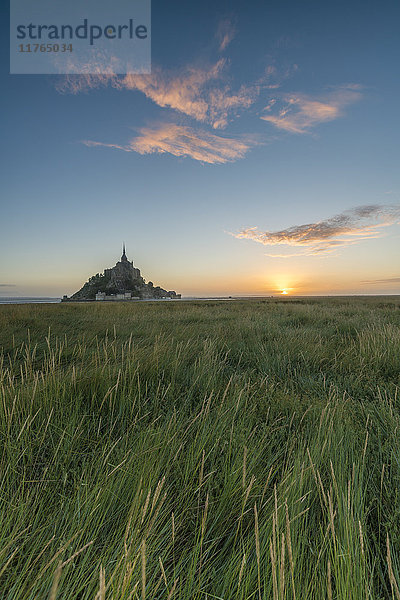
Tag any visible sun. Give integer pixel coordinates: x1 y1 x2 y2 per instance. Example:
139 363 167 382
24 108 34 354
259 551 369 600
281 289 288 295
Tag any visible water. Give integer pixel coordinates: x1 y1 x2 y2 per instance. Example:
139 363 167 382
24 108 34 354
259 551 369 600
0 297 61 305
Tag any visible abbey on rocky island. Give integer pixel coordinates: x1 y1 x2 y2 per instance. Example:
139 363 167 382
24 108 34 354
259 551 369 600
63 245 180 301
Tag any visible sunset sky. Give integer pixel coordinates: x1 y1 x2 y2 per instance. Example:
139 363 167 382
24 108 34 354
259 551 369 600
1 0 399 297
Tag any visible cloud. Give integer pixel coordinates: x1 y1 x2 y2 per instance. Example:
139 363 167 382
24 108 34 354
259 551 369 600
58 60 259 129
56 72 115 94
0 284 16 287
119 61 260 129
83 123 257 164
217 19 237 51
362 277 400 284
54 52 121 94
261 85 362 133
56 23 364 170
234 205 400 256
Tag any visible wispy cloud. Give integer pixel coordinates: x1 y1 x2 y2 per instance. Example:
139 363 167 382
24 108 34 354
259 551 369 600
58 60 259 129
120 62 259 129
56 72 114 94
217 19 237 51
54 52 122 94
56 22 364 167
120 62 224 125
261 85 362 133
234 205 400 256
83 124 257 164
362 276 400 284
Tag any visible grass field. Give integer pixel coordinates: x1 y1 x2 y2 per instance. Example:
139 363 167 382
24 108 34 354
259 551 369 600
0 297 399 599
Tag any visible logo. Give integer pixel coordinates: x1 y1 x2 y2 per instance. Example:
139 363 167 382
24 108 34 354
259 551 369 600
10 0 151 75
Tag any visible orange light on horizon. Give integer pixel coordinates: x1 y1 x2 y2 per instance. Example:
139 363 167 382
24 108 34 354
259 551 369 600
274 278 295 296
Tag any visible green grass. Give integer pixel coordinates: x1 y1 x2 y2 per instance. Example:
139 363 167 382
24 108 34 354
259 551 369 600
0 297 399 599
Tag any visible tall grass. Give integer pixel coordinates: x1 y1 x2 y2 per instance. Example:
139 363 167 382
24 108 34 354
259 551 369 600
0 297 399 598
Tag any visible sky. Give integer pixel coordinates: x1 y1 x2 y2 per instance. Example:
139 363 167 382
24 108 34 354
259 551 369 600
1 0 399 297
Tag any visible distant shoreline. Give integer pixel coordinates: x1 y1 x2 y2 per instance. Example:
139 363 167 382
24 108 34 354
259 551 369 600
0 297 62 305
1 294 399 306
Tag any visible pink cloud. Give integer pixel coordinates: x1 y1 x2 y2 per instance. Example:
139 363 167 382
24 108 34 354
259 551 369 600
261 85 362 133
118 62 259 129
234 205 400 256
58 59 259 129
83 123 257 164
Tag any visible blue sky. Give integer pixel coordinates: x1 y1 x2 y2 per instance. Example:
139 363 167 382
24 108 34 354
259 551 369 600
1 0 399 296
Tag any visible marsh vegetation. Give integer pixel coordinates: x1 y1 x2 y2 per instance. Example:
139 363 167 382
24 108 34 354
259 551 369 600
0 297 399 599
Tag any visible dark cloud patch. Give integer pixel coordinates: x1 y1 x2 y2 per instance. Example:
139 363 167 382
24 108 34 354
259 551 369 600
362 277 400 284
